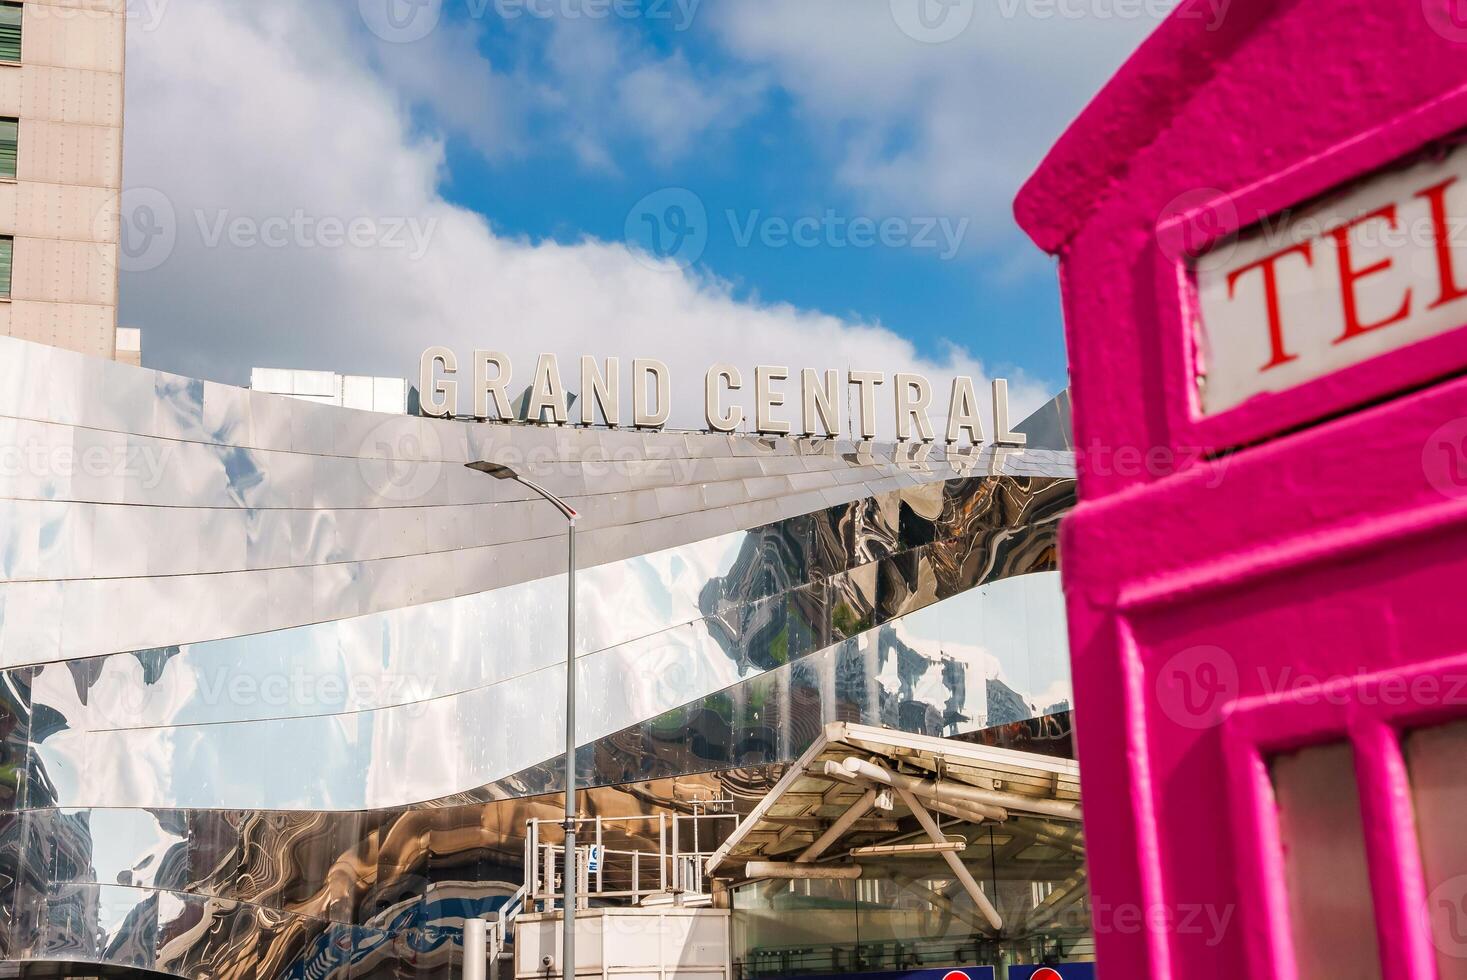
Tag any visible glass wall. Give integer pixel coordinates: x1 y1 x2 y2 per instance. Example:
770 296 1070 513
732 820 1091 980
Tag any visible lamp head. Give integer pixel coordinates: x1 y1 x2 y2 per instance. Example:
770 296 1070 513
465 461 519 480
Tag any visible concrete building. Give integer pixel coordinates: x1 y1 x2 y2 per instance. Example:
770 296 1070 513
0 0 125 361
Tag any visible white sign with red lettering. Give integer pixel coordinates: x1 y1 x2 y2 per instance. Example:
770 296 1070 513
1194 142 1467 416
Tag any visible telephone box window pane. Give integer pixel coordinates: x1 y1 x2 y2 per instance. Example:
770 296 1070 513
1406 719 1467 978
1271 742 1382 980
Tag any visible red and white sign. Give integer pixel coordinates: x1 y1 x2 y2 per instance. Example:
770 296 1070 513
1194 141 1467 416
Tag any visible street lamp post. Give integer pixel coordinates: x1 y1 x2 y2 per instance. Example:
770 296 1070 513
465 461 579 980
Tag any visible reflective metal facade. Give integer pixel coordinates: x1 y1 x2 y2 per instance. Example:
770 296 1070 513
0 335 1077 977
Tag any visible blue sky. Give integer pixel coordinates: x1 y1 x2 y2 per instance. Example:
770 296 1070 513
119 0 1176 426
428 2 1067 377
445 122 1064 377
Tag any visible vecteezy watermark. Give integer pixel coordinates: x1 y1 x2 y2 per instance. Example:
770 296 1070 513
360 0 444 43
23 0 170 33
1155 645 1241 730
995 0 1231 29
360 0 700 43
195 210 438 260
1423 417 1467 500
0 438 174 490
1156 645 1467 729
357 416 447 504
69 666 441 725
895 0 1231 40
625 187 971 270
1014 898 1236 946
1257 667 1467 707
107 187 178 274
1422 0 1467 44
99 188 440 273
490 0 701 29
625 187 709 271
1159 179 1467 264
727 210 969 260
1156 187 1239 264
489 444 699 485
1091 902 1235 946
1426 874 1467 960
1081 440 1231 488
123 0 171 31
889 0 975 43
357 415 704 505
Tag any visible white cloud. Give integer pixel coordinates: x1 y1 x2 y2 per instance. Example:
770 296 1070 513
535 15 765 169
706 0 1179 241
121 0 1055 436
617 50 765 159
368 16 526 160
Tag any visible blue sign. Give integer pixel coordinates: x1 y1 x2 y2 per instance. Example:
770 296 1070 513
1007 965 1097 980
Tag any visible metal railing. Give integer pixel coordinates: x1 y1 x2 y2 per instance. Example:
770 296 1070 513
524 803 739 910
466 883 528 980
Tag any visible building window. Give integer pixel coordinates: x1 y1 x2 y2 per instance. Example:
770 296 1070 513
0 237 14 298
0 118 16 179
0 4 19 64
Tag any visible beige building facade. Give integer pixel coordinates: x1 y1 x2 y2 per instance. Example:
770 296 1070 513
0 0 124 361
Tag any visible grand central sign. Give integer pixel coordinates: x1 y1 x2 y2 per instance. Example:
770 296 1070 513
417 348 1030 445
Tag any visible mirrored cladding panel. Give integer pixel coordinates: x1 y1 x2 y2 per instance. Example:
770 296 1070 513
0 334 1068 665
0 335 1077 979
21 478 1070 812
0 712 1077 980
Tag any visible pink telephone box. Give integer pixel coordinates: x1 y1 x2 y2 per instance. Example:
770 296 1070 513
1016 1 1467 977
